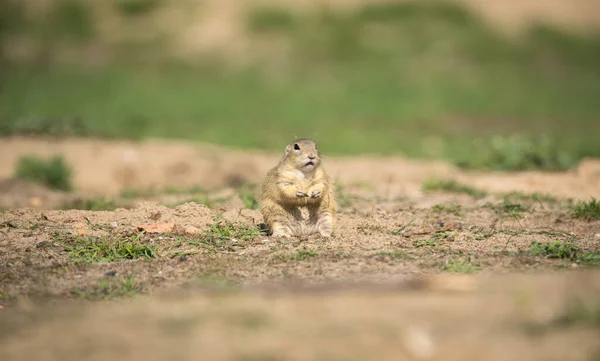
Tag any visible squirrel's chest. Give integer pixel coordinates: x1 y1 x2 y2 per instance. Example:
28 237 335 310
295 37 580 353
284 169 313 186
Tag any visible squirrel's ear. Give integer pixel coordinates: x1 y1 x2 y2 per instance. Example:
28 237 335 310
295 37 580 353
285 144 292 155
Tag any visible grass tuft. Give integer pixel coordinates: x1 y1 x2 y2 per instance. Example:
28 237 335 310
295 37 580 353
239 192 259 209
64 236 159 264
572 198 600 221
529 241 578 260
14 154 73 191
502 191 557 203
579 253 600 266
441 257 479 273
274 249 319 262
205 219 263 241
72 275 145 301
237 183 260 210
375 251 415 261
496 199 526 218
432 203 463 216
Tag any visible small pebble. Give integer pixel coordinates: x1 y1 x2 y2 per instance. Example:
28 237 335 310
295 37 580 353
105 270 117 277
594 233 600 239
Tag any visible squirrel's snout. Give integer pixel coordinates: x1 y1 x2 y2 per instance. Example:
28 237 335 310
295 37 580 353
308 154 316 160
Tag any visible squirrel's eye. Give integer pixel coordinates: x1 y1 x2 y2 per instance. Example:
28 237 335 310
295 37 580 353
293 144 300 150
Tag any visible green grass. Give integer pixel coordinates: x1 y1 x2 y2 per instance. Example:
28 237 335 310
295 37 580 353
238 192 259 210
275 249 319 262
502 191 557 203
432 203 463 216
572 198 600 221
0 291 16 305
72 275 145 301
204 219 264 241
14 154 73 191
413 239 440 248
422 179 488 198
2 2 600 168
196 272 237 288
181 220 263 254
64 236 159 264
529 241 578 260
579 253 600 266
441 257 479 273
376 251 415 261
487 199 527 218
237 183 260 210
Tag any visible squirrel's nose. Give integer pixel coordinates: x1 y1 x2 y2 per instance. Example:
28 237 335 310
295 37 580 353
308 154 316 159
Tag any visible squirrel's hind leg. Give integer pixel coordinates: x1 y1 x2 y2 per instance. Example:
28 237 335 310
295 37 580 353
270 222 293 238
309 206 333 237
316 212 334 237
261 199 300 237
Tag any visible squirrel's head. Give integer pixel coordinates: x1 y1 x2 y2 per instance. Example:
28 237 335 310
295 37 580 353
283 139 321 172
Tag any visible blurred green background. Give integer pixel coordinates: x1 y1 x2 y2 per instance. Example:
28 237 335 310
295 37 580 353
1 0 599 171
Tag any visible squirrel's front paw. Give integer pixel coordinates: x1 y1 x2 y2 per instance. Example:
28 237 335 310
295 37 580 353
296 190 308 198
310 190 321 199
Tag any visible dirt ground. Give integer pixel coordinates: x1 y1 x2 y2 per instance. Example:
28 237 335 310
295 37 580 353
1 136 599 361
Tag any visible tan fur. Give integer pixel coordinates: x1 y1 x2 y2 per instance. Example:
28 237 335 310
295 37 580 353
260 139 336 238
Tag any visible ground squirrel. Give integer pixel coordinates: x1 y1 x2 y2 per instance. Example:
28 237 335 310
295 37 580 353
260 139 336 238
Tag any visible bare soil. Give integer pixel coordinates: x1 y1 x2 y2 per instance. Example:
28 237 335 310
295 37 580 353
0 136 599 361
